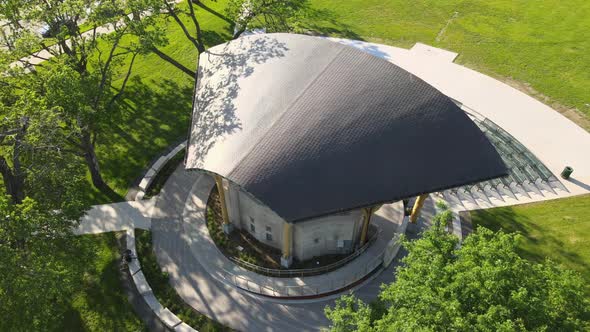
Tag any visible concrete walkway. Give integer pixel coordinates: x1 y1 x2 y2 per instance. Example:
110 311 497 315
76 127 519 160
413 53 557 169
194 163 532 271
179 171 405 297
75 199 155 235
150 166 435 331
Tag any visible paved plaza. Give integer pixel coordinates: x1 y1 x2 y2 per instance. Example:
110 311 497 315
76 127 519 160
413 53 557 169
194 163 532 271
150 166 433 331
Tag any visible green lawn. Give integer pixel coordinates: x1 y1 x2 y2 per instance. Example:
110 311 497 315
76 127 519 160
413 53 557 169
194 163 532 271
306 0 590 130
86 0 233 202
62 232 145 331
86 0 590 201
470 194 590 296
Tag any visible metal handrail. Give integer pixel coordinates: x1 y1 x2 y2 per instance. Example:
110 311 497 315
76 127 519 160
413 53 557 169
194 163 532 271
228 225 381 278
222 249 386 297
217 217 409 297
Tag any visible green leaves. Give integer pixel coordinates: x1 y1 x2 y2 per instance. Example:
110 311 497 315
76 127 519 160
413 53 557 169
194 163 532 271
0 195 87 331
226 0 308 37
325 208 590 331
325 295 373 332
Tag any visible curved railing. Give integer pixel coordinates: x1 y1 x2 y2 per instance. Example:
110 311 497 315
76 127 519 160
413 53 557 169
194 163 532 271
228 225 380 278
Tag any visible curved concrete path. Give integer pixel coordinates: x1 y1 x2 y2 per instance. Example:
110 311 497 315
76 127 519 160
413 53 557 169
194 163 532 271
180 171 405 297
150 166 434 331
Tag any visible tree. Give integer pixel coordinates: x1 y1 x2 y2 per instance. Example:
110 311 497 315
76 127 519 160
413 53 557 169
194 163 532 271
325 208 590 331
0 0 148 198
130 0 308 78
0 64 28 204
0 194 92 331
0 57 74 204
226 0 308 38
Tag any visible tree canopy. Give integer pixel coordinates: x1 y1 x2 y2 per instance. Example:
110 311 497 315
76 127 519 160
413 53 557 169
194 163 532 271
0 194 94 330
129 0 309 78
0 0 153 198
325 210 590 331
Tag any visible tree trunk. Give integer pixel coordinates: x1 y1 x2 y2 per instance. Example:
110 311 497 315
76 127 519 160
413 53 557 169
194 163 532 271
233 25 247 39
81 132 120 200
0 156 24 204
151 47 196 78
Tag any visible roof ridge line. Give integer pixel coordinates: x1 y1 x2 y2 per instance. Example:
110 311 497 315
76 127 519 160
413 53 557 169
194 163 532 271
226 45 347 179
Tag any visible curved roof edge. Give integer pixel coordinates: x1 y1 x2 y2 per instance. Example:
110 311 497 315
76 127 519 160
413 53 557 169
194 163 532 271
186 33 508 223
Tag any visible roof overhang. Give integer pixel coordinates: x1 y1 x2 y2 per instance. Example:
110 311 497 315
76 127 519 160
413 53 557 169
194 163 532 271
186 33 508 223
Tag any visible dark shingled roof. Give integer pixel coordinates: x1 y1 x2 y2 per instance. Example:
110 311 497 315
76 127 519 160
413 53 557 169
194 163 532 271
186 33 507 223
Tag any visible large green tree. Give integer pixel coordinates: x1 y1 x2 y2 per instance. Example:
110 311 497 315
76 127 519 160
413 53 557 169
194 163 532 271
0 58 84 205
0 193 92 331
130 0 308 78
325 210 590 331
0 0 149 198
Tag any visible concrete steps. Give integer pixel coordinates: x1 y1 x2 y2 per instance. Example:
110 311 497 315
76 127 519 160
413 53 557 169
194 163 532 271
442 177 564 211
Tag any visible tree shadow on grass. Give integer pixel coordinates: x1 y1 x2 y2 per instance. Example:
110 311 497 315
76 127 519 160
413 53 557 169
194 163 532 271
296 6 364 41
196 1 233 25
80 233 144 330
202 30 229 48
97 77 194 196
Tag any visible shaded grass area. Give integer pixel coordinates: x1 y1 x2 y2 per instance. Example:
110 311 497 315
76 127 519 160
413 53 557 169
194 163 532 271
81 0 233 203
144 150 186 199
470 194 590 297
61 232 145 331
135 229 230 331
305 0 590 130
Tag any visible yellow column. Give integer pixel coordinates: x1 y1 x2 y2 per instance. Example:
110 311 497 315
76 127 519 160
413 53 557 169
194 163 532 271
410 194 429 223
214 175 231 230
281 223 292 267
359 207 373 246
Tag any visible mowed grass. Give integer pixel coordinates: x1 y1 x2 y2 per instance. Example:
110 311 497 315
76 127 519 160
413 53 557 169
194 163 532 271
85 0 233 202
85 0 590 201
307 0 590 128
62 232 145 331
470 194 590 296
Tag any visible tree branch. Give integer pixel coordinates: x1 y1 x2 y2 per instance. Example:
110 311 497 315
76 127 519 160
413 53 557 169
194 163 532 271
107 52 138 109
151 46 195 77
164 1 202 51
186 0 205 52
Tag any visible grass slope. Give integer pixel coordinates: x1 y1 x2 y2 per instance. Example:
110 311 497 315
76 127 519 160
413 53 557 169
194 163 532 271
470 194 590 296
307 0 590 129
87 0 232 201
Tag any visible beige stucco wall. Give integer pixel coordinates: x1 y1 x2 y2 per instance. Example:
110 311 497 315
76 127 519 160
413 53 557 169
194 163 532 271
293 209 363 261
235 189 285 251
224 185 366 262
